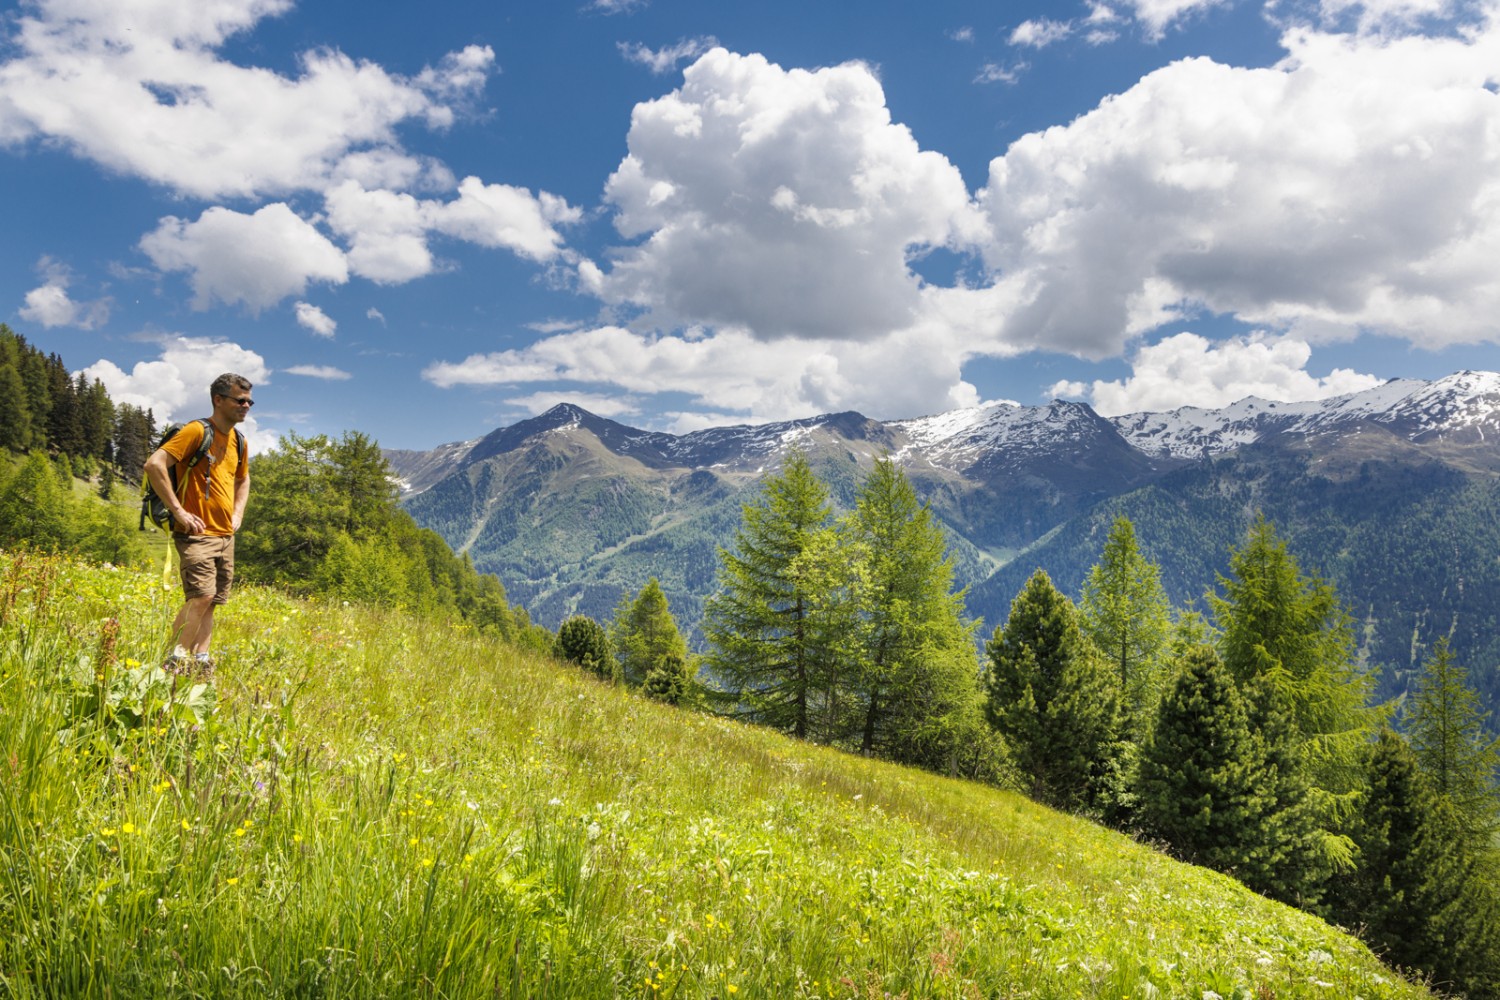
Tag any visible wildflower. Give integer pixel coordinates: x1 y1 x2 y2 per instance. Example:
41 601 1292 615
121 822 136 835
234 827 247 838
409 837 420 846
421 858 435 868
101 827 117 837
227 877 240 885
180 819 191 831
727 986 739 995
294 834 303 843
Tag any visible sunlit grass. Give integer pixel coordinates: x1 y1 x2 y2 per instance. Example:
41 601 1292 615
0 549 1431 998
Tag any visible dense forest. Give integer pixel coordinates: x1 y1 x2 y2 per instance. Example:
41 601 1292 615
8 329 1500 994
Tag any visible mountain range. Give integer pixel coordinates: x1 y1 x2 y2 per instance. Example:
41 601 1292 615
386 370 1500 712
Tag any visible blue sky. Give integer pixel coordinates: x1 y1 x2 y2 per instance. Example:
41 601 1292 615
3 0 1499 451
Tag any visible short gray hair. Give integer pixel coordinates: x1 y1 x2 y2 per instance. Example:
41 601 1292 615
210 373 253 400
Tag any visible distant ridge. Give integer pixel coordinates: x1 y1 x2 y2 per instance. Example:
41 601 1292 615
388 370 1500 718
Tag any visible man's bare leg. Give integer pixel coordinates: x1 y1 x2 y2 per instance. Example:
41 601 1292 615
170 595 217 656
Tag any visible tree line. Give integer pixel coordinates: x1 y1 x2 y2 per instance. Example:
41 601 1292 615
555 451 1500 998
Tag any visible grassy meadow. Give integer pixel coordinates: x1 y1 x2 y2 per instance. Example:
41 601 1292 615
0 549 1433 999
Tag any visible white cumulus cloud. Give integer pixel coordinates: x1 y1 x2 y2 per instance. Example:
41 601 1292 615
0 0 494 200
294 302 338 337
18 258 110 329
978 18 1500 358
1052 332 1385 414
140 204 349 311
594 48 985 342
78 335 276 450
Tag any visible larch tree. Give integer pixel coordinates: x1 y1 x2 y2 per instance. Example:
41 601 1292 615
985 568 1118 810
844 456 982 769
1405 636 1500 840
702 450 845 740
1078 515 1172 740
611 577 689 689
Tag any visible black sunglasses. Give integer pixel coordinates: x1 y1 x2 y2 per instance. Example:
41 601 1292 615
219 395 254 407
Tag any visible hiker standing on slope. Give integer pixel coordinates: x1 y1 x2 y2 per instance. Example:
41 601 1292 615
143 373 253 671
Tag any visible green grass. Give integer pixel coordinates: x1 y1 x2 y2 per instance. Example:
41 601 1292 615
0 549 1432 999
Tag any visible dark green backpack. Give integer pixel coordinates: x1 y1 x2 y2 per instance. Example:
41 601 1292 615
139 419 245 532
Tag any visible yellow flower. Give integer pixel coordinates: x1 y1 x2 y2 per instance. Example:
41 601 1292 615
227 877 240 885
727 985 739 995
293 834 303 843
409 837 420 847
233 827 247 837
101 827 116 837
121 822 136 835
421 858 435 868
180 819 191 831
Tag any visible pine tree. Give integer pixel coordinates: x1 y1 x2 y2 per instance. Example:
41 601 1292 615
985 568 1118 810
1405 636 1500 841
845 456 982 768
612 578 689 688
555 616 613 678
1079 515 1172 740
703 450 843 739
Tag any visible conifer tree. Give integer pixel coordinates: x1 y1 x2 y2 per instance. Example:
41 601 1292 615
1340 730 1500 998
1209 516 1374 860
703 450 843 739
1079 515 1172 740
0 362 32 452
642 650 693 706
0 450 71 550
845 457 982 767
1405 636 1500 840
1139 646 1325 906
1138 646 1267 873
612 578 689 688
555 616 613 679
985 569 1117 810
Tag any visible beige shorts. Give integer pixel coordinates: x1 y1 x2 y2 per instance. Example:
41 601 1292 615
174 534 235 605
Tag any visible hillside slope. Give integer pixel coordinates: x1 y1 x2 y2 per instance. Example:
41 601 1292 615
0 551 1433 998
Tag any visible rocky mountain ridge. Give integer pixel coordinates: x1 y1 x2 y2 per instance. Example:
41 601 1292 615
387 370 1500 711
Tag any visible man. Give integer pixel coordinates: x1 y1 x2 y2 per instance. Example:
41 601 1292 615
143 373 253 670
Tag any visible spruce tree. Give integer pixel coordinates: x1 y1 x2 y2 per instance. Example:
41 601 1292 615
1405 636 1500 841
1209 516 1374 862
1138 647 1266 874
612 578 689 688
1079 515 1172 740
702 450 843 739
845 457 982 768
1139 646 1325 906
1341 730 1500 998
985 569 1117 810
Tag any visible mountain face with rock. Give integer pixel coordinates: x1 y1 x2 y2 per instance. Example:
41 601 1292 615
388 371 1500 710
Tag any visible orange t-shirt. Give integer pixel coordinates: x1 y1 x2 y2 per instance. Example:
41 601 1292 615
161 420 248 536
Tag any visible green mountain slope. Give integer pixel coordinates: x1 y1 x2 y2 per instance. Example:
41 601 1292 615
1 551 1433 998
